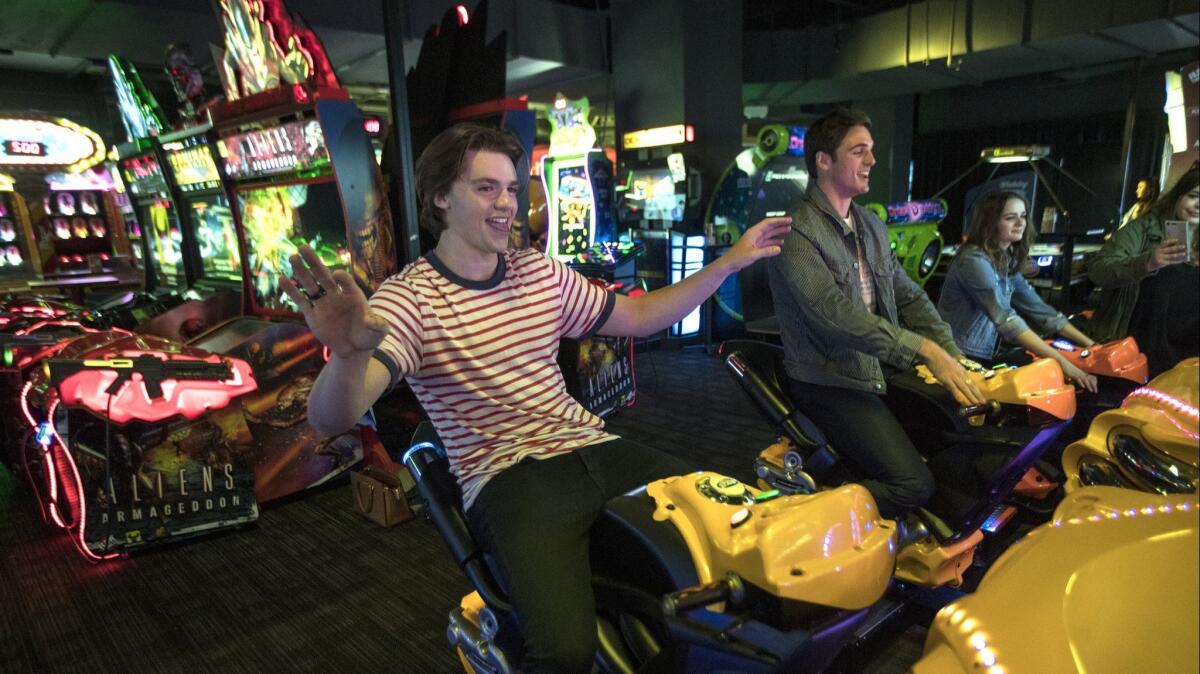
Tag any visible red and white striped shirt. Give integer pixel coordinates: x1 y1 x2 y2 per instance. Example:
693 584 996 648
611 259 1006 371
368 248 617 510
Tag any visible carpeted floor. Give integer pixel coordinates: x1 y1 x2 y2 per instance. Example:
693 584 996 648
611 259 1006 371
0 347 924 673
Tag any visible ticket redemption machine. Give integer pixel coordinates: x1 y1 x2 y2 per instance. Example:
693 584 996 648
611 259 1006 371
0 174 41 286
0 115 134 283
616 124 706 338
536 97 633 416
539 96 617 261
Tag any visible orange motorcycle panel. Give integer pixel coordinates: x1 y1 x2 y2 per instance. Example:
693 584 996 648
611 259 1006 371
895 528 984 588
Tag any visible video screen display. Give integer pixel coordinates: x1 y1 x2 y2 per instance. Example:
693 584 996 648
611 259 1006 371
39 189 114 271
120 153 168 197
747 155 809 222
554 164 593 256
143 199 186 289
619 168 684 222
237 180 347 313
165 138 222 193
187 195 241 282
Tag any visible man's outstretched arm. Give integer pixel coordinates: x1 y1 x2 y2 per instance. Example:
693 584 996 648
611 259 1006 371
598 217 791 337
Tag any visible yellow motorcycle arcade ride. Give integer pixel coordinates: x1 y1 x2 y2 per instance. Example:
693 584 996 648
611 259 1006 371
1062 357 1198 495
913 486 1198 673
720 340 1077 591
403 423 898 673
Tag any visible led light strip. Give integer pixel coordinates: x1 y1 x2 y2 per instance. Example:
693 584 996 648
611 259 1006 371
1125 386 1200 419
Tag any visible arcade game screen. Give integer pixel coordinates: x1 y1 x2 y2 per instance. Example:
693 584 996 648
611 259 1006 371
141 199 186 289
556 165 594 252
746 155 808 221
618 167 684 223
236 180 348 313
40 190 114 272
0 192 30 274
188 195 241 282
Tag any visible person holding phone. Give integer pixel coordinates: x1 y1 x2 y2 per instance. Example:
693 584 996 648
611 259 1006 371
1089 165 1199 376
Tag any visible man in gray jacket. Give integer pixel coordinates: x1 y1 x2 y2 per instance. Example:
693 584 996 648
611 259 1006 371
766 107 985 519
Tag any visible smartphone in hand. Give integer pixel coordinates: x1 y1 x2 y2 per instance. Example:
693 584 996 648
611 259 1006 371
1163 220 1193 263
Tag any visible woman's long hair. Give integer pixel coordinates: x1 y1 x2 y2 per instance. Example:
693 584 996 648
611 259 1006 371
1150 164 1199 221
965 191 1034 275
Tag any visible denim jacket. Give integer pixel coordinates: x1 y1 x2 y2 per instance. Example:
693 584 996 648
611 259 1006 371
937 245 1068 359
767 185 962 393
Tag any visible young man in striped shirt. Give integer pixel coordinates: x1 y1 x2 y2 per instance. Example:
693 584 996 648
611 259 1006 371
765 107 986 521
283 123 791 672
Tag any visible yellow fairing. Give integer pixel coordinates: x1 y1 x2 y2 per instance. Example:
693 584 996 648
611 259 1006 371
917 357 1076 421
646 473 896 610
1063 357 1199 493
913 487 1198 673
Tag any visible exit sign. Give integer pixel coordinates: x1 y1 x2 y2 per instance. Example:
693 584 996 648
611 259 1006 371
3 139 47 157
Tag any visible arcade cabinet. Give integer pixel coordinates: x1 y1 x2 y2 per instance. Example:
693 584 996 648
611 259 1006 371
131 123 244 340
182 0 397 503
0 176 41 285
540 95 617 261
705 124 809 336
865 199 946 288
616 123 707 339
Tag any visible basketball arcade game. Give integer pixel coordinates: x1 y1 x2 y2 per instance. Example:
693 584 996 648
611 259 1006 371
183 0 396 503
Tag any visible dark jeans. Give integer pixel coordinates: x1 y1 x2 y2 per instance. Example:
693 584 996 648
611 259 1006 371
466 439 691 674
787 379 934 519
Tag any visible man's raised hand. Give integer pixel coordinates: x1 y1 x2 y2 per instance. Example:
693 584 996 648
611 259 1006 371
280 245 389 358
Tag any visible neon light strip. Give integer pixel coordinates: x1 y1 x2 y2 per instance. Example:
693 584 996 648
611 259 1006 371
45 400 64 528
934 603 1004 673
19 380 35 428
1125 387 1200 419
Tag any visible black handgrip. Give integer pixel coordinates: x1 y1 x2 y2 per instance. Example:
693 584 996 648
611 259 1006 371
958 400 1001 418
662 574 744 616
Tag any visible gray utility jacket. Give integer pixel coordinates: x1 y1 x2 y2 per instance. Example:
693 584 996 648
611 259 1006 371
937 245 1068 360
766 184 962 394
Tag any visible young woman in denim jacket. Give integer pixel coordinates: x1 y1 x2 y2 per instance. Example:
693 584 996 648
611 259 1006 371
938 191 1099 392
1089 166 1199 377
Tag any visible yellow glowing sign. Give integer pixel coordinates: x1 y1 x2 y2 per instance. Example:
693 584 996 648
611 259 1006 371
0 116 107 173
623 124 692 150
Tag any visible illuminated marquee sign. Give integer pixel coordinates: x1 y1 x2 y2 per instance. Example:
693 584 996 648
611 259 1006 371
547 95 597 157
622 124 694 150
217 118 329 180
217 0 340 101
163 138 222 192
0 116 107 173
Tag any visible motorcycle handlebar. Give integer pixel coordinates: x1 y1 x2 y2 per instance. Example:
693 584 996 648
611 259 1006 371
662 574 745 616
957 400 1001 418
